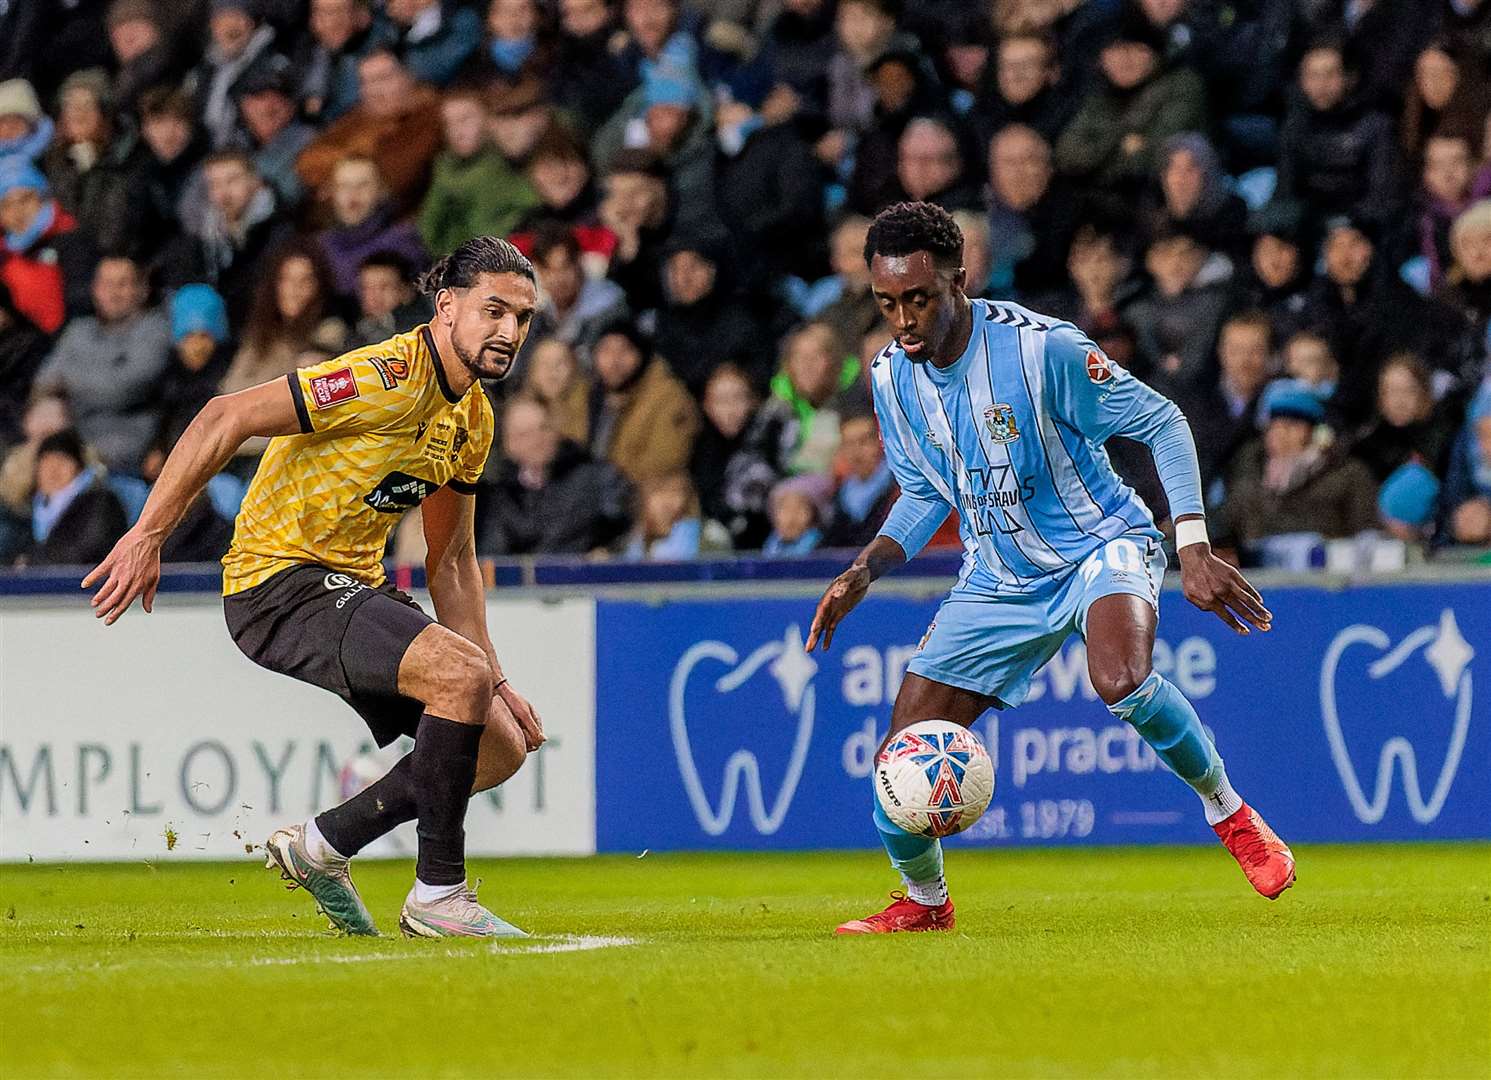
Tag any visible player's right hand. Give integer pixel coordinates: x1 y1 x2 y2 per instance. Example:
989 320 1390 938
806 564 872 652
497 681 546 752
1177 544 1272 635
81 527 161 625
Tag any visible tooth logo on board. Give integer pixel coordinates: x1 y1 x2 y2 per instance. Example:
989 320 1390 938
669 625 817 836
1319 609 1475 825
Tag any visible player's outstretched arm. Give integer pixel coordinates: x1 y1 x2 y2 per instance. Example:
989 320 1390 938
82 379 302 624
806 534 907 652
1175 515 1273 635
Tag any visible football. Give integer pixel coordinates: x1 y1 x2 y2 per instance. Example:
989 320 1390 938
875 720 995 837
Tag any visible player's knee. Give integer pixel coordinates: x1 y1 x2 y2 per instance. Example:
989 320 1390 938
472 715 526 793
429 638 492 723
1091 657 1153 709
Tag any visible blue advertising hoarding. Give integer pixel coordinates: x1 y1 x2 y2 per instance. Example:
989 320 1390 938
595 582 1490 851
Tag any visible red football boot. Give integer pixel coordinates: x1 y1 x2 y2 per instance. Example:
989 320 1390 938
1214 802 1296 899
835 891 956 934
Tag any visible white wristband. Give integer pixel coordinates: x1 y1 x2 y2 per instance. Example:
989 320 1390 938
1175 518 1209 550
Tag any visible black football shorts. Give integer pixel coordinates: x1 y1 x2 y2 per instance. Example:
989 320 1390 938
224 564 433 746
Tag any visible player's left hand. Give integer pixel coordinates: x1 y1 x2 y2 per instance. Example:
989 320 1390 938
497 682 546 752
1178 543 1272 635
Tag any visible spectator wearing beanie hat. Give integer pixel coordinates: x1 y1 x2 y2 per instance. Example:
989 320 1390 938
158 284 234 452
591 64 719 236
0 78 54 172
21 428 128 568
1218 386 1379 551
0 159 92 335
1377 461 1442 543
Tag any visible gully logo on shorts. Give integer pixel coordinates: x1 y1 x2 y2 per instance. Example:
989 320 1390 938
1319 608 1475 825
668 625 817 836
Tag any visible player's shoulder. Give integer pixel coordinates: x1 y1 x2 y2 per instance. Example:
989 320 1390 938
978 298 1070 335
360 324 438 390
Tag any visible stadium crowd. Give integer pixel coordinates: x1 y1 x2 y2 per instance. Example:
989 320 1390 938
1 0 1490 572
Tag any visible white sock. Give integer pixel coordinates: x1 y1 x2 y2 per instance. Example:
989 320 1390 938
904 875 949 906
414 879 465 904
1198 775 1243 826
303 818 346 863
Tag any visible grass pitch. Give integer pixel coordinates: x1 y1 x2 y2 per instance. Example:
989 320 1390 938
1 844 1487 1079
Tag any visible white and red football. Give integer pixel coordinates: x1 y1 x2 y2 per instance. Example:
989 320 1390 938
875 720 995 837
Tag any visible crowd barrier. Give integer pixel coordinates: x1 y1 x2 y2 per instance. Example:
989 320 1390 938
1 566 1486 860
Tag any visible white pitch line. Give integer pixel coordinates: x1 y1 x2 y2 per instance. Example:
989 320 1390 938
4 936 639 976
248 934 639 965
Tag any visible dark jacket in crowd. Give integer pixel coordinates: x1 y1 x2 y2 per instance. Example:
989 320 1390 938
25 476 127 567
157 343 234 452
1352 410 1461 483
1055 65 1208 198
42 127 149 259
822 473 899 549
715 121 827 288
1219 440 1379 545
476 440 632 556
0 286 48 445
161 201 294 327
1275 97 1400 231
1124 281 1231 392
653 276 769 395
548 27 635 137
691 418 772 550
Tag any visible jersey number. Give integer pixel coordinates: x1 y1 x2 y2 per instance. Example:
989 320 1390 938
1079 538 1145 584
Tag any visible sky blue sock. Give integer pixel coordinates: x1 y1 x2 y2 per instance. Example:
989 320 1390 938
1107 671 1225 792
872 798 943 884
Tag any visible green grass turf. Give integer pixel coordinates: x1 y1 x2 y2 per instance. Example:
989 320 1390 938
1 844 1487 1079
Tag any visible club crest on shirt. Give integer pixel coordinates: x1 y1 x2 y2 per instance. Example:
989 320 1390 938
983 402 1021 444
1086 349 1115 384
309 367 359 409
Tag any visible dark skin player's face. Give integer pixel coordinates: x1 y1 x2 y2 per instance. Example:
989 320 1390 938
869 251 968 364
439 271 538 381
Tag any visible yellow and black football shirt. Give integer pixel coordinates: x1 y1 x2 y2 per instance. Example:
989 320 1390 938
221 325 494 596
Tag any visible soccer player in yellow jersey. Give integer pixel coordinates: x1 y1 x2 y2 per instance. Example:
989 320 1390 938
84 237 545 938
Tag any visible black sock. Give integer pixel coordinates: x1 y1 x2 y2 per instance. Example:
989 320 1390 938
315 753 418 858
411 713 484 886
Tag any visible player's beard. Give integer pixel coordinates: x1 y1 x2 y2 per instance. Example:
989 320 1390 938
455 336 517 382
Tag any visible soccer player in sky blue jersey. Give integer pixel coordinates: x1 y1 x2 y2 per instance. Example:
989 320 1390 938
807 203 1295 934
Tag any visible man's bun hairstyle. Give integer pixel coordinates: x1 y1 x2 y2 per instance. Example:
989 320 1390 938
418 235 535 296
863 201 964 269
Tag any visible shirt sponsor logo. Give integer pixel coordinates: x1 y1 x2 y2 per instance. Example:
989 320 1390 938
363 471 438 513
309 367 359 409
983 402 1021 444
